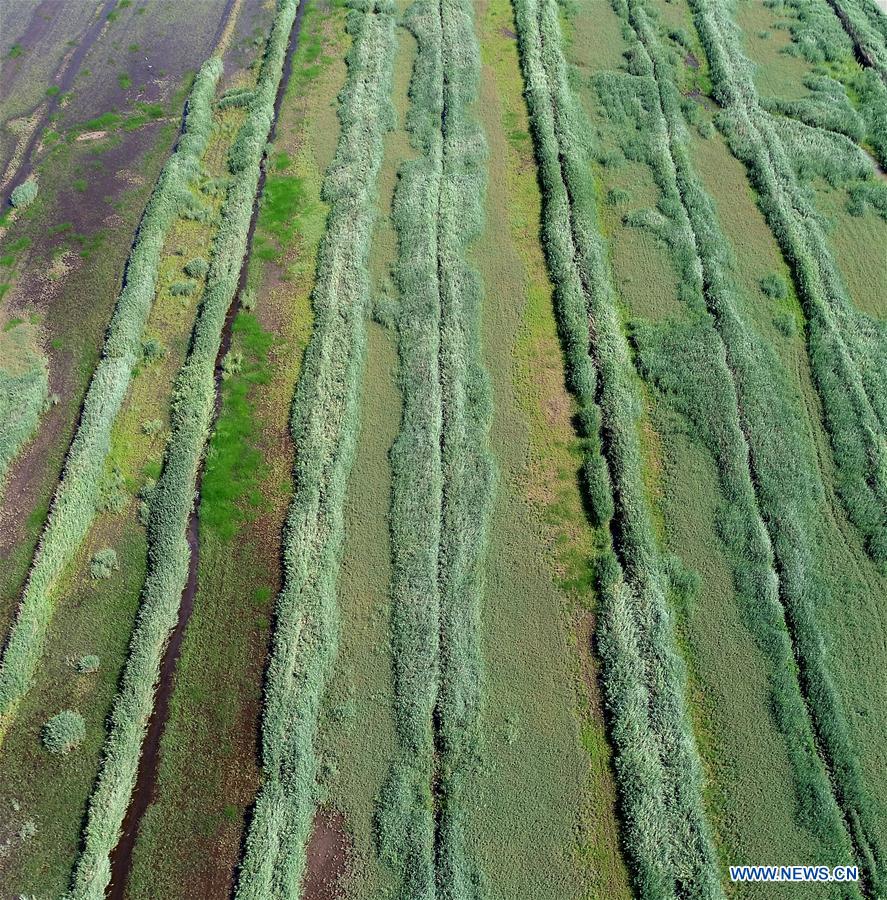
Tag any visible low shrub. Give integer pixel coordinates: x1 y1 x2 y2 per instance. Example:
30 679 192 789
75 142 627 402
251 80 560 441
220 348 242 380
760 272 788 299
184 257 209 278
141 418 163 436
169 280 195 296
141 336 166 364
89 548 118 580
10 178 38 209
42 710 85 755
77 655 100 674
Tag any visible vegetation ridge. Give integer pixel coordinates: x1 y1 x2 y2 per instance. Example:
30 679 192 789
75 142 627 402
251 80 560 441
233 2 397 896
606 0 874 887
510 0 722 896
64 0 304 893
687 0 887 888
377 0 494 896
0 57 222 747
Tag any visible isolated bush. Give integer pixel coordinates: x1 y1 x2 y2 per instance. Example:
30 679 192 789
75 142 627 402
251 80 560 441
141 418 163 436
89 548 118 580
169 280 195 297
760 272 788 299
10 178 37 209
42 710 85 755
141 336 166 364
77 655 100 674
220 348 242 380
184 257 209 278
97 466 127 512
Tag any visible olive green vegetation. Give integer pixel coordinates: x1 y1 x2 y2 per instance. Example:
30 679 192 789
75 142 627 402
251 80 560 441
688 0 887 889
67 0 302 891
234 3 397 896
0 320 49 494
511 0 723 896
123 6 348 894
596 0 876 889
376 0 494 896
0 58 222 746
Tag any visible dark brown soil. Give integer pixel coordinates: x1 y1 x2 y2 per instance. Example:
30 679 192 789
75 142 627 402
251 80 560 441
685 52 700 69
303 808 352 900
1 0 118 209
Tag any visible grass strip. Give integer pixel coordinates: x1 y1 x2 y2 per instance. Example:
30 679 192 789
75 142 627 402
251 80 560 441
0 58 221 744
690 0 887 568
64 3 301 894
766 0 887 171
0 339 48 495
375 0 494 896
510 0 722 896
604 0 878 889
687 2 887 886
232 2 397 896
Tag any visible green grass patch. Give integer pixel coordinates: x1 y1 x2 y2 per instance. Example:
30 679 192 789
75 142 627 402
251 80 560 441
199 313 272 541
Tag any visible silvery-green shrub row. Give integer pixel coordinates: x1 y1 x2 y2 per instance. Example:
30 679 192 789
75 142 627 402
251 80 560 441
611 0 880 889
65 3 303 894
511 0 722 896
769 0 887 169
690 1 887 567
0 57 222 743
233 3 397 898
818 0 887 166
376 1 493 897
688 0 887 886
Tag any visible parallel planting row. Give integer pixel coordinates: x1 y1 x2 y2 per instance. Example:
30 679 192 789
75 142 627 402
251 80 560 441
687 0 886 888
234 2 397 896
377 0 494 895
65 1 303 894
694 0 887 570
511 0 721 896
0 57 222 745
599 0 878 888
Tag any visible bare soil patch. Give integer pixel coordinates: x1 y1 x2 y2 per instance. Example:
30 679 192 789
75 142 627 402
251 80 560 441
303 808 351 900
